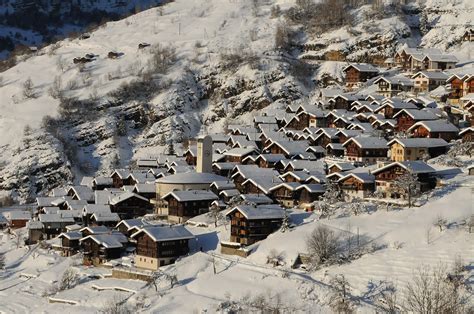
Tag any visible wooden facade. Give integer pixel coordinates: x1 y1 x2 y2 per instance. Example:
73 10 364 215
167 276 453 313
228 211 283 246
135 232 190 266
82 238 122 266
410 125 458 141
111 196 152 219
165 197 213 222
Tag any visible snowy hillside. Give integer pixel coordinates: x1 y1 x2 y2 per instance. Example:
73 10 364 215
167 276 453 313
0 0 472 201
0 169 472 312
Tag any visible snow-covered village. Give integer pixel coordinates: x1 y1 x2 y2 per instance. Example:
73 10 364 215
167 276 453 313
0 0 473 313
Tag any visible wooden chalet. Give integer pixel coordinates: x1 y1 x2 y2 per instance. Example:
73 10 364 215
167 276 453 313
295 184 325 210
269 182 301 208
162 190 218 223
407 120 459 141
326 143 345 158
223 147 257 163
393 109 438 132
387 138 449 162
376 101 418 119
412 71 448 93
459 127 474 143
226 205 285 246
462 29 474 42
3 211 31 228
131 226 194 270
328 162 355 174
343 64 379 89
254 154 286 168
58 231 82 256
342 137 388 164
89 212 120 227
338 172 375 200
209 180 236 195
328 94 357 111
91 177 113 190
184 147 197 165
81 233 127 266
109 192 152 219
38 213 76 239
372 161 437 198
212 162 239 177
115 219 150 237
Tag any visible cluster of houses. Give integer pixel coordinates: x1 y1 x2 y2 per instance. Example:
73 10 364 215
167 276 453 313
1 45 472 271
344 48 473 116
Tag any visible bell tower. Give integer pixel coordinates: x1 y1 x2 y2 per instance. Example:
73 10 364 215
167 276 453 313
196 135 213 173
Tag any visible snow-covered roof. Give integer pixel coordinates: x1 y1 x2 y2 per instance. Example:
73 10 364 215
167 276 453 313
219 189 240 198
58 231 82 240
264 140 308 156
115 219 149 230
93 177 113 186
27 220 44 229
269 182 302 192
342 137 388 149
408 120 459 133
329 162 355 171
80 225 110 234
338 172 375 183
459 127 474 135
91 212 120 222
131 225 194 242
67 185 95 202
133 183 155 194
372 161 436 175
3 211 32 221
238 194 274 204
387 138 448 148
423 54 458 63
226 204 285 220
255 154 286 163
412 71 448 80
156 172 227 184
80 234 124 249
393 109 438 120
38 214 75 223
162 190 218 202
83 204 112 215
296 184 325 193
343 63 379 73
210 180 236 190
109 192 149 205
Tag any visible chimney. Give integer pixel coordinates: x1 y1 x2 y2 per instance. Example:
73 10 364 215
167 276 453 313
196 135 213 173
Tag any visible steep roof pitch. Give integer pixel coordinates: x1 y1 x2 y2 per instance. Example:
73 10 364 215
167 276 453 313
131 225 194 242
387 138 448 148
372 161 436 175
342 137 388 149
343 63 379 73
226 204 285 220
162 190 218 202
407 120 459 133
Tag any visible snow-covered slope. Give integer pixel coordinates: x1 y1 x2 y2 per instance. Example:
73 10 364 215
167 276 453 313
0 0 473 201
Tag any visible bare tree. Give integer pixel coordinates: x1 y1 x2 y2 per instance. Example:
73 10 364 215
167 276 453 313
348 198 367 216
58 267 79 291
376 281 399 314
48 76 63 99
100 295 132 314
404 265 468 313
22 77 36 99
266 249 285 267
147 44 177 74
207 203 223 227
329 274 354 313
389 171 420 208
433 215 448 232
307 225 341 267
